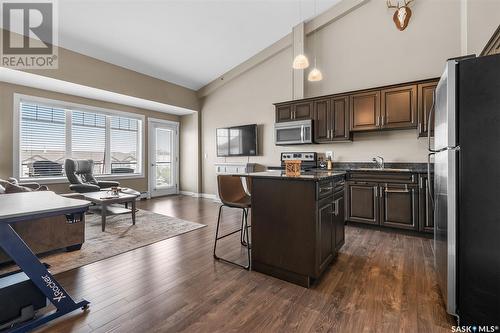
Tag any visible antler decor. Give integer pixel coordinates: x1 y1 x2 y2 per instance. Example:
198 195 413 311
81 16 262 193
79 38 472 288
387 0 415 31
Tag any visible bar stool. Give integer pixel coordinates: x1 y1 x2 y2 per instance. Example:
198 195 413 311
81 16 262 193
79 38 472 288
213 175 251 270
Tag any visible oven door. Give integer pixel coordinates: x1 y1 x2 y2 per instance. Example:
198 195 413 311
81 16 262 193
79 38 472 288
275 120 312 145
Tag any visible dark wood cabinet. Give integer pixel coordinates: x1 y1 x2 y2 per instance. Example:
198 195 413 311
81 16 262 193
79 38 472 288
331 96 350 140
276 103 293 122
275 77 440 140
417 82 438 137
318 197 334 272
314 98 331 142
314 96 351 143
294 101 314 121
345 171 428 233
419 174 434 233
350 91 380 132
346 181 379 225
379 183 418 230
275 102 314 123
380 85 417 130
251 175 346 288
333 190 345 251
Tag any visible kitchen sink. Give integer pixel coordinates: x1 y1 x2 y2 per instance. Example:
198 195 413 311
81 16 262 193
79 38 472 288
355 168 411 172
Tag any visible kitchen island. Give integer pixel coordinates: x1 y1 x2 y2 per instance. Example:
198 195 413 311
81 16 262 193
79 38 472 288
245 170 346 287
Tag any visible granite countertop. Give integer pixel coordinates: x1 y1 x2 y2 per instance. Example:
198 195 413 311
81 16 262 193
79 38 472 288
243 170 347 181
268 162 431 174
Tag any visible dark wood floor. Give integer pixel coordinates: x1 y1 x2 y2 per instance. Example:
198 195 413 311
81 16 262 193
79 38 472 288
35 195 455 333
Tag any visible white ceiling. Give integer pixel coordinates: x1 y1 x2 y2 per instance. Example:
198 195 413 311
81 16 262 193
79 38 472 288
57 0 341 90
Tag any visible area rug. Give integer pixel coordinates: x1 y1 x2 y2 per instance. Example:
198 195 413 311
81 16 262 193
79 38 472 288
0 209 205 275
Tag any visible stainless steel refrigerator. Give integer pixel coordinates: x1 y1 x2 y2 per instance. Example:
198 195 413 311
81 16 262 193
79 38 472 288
429 54 500 325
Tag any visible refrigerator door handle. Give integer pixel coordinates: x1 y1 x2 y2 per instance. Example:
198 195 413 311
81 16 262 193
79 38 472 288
427 152 435 208
428 100 439 153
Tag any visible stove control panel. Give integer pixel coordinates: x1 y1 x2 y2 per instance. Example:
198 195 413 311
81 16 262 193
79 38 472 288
281 152 317 162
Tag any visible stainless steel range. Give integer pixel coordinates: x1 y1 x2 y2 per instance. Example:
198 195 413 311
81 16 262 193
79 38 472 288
280 152 317 170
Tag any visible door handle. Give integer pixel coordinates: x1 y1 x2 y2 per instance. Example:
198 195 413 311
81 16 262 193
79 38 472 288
428 100 438 153
427 153 435 208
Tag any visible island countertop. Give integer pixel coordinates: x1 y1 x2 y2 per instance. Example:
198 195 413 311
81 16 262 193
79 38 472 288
241 170 346 181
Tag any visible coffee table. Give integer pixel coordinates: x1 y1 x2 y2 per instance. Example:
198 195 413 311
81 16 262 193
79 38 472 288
82 191 139 232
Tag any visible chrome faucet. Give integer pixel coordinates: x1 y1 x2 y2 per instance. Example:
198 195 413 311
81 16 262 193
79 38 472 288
372 156 384 169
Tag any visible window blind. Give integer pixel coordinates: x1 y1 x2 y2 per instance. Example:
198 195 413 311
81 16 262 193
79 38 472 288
18 100 142 180
20 103 66 178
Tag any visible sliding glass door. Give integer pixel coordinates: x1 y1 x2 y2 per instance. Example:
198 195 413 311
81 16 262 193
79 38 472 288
148 119 179 197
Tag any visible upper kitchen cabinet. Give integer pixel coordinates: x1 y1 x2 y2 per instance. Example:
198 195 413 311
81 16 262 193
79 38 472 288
380 85 417 130
417 81 438 137
275 103 293 122
349 91 380 132
294 101 314 121
275 101 314 123
314 98 331 142
314 96 351 143
331 96 351 141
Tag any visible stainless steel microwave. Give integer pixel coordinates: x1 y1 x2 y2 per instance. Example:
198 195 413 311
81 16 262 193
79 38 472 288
274 119 313 145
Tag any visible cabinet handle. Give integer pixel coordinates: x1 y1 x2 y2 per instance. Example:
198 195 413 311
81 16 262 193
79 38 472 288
381 115 385 125
385 184 409 193
376 116 380 126
374 187 378 198
418 123 422 133
320 187 334 192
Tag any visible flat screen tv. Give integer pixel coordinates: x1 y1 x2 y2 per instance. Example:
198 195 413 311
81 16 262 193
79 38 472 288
216 124 257 157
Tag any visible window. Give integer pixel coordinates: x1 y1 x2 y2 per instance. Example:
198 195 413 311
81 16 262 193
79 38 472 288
16 97 143 180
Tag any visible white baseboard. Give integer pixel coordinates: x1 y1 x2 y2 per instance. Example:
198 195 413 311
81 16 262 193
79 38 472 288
179 191 219 202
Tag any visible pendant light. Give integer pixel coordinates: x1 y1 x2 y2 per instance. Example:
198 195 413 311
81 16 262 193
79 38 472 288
292 54 309 69
292 0 309 70
308 0 323 82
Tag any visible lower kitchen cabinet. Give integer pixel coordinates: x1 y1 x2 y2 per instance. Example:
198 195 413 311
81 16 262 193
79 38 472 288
346 171 432 234
346 181 379 225
419 174 434 233
380 183 419 230
333 189 345 251
318 197 334 273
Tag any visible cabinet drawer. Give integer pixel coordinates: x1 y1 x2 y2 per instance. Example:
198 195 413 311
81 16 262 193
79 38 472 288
347 172 417 184
317 180 334 200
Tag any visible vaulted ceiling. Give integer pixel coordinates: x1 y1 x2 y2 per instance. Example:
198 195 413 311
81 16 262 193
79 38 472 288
57 0 341 90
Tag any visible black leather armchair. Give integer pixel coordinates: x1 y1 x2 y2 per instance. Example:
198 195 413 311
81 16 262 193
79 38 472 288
64 159 119 193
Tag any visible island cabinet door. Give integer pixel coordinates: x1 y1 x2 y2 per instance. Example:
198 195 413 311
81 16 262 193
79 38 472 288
346 181 379 225
333 191 345 251
380 183 418 230
317 197 334 273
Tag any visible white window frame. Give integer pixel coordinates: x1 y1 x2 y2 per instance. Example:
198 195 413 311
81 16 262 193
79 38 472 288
13 93 145 184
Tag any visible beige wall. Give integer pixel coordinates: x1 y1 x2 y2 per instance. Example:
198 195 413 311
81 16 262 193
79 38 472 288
180 112 201 193
0 32 201 193
200 0 464 195
466 0 500 55
0 82 180 194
